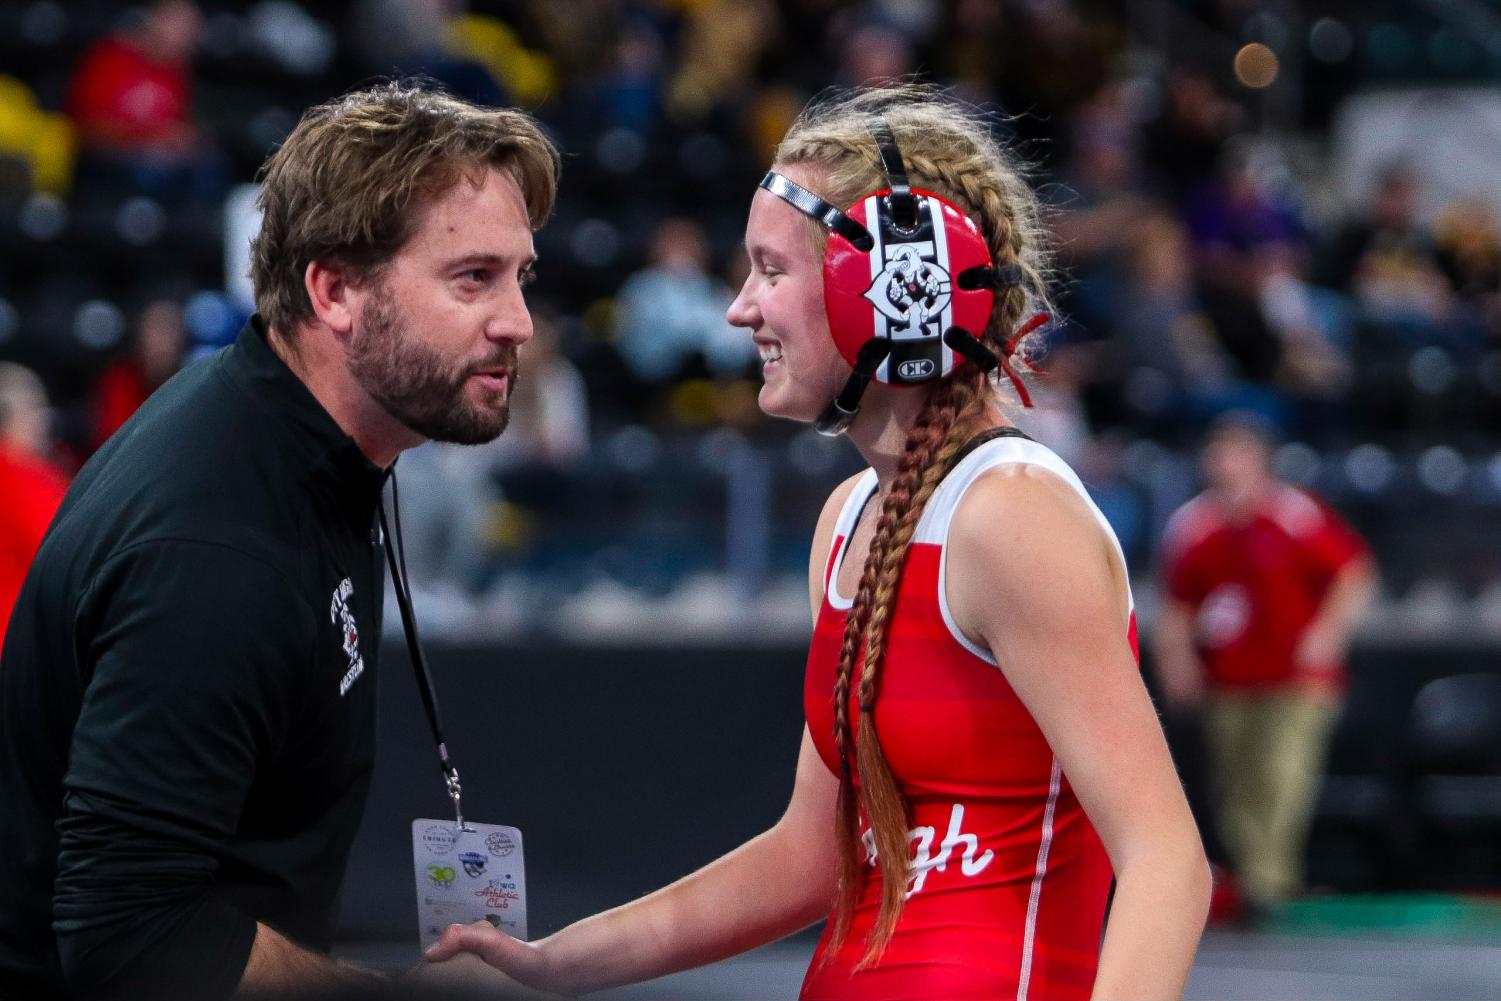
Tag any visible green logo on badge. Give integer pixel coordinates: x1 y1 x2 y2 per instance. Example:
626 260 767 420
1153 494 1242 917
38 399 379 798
427 865 457 887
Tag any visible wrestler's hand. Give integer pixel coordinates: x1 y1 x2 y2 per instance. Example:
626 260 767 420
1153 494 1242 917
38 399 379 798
424 921 565 996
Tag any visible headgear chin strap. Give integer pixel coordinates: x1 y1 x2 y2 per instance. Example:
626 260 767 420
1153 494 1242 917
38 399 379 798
815 338 892 436
758 116 1021 436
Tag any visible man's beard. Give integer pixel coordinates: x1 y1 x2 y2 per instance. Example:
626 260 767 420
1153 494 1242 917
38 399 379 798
347 282 516 445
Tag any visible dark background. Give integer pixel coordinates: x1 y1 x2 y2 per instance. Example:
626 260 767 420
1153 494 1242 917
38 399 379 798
338 638 1501 945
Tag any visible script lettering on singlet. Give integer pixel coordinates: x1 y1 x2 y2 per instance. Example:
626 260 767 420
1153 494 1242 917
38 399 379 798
862 802 995 899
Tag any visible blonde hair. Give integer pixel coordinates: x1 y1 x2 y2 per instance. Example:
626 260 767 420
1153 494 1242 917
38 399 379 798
778 85 1051 966
250 82 561 337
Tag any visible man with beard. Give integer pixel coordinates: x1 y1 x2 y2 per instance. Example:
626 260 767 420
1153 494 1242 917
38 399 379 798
0 84 559 1000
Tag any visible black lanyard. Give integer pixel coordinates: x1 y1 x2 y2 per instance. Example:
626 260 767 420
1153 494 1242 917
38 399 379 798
378 468 472 831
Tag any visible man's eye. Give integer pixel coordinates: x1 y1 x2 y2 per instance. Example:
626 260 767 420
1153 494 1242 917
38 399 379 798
460 269 490 284
519 268 537 288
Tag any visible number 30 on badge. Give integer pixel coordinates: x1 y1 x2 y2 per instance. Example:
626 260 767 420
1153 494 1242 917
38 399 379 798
411 819 528 950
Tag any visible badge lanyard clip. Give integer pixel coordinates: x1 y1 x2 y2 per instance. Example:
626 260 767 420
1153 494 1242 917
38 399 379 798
443 761 471 833
380 469 475 833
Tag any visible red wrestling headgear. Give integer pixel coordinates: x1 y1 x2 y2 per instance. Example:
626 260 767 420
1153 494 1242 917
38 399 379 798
758 117 1024 435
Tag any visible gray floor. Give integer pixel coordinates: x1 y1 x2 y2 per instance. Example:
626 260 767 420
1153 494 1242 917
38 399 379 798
339 929 1501 999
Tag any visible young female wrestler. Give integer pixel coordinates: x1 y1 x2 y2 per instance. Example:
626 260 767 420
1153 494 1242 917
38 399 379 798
425 85 1211 1000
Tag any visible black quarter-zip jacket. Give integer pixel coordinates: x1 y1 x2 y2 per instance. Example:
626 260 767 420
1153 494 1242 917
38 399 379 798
0 318 387 1000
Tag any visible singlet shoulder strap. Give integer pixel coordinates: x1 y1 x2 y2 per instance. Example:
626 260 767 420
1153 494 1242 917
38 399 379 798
916 435 1124 563
831 468 879 541
943 426 1033 478
915 434 1136 665
822 469 879 601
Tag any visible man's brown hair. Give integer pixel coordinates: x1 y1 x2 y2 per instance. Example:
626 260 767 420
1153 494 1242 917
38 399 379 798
250 83 561 337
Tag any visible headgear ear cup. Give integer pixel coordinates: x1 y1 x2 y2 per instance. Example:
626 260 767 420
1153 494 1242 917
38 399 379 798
757 115 1015 435
823 192 995 386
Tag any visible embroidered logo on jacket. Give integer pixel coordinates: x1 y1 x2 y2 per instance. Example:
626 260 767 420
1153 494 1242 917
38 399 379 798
331 577 365 696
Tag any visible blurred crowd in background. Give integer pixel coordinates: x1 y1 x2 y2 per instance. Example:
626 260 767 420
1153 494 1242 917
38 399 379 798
2 0 1501 640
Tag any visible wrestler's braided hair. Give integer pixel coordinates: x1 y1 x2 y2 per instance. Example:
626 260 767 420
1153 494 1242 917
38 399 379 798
775 85 1051 967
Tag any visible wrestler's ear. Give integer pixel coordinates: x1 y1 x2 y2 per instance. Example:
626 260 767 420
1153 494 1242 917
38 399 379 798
304 259 356 342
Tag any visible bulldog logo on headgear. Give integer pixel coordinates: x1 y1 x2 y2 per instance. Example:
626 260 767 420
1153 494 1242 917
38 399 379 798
864 245 952 331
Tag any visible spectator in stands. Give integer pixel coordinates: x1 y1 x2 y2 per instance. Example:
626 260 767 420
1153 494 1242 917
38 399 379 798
350 0 507 107
836 21 916 87
1256 241 1354 416
493 310 590 471
488 310 592 582
1185 147 1302 385
595 16 669 136
1434 196 1501 339
1112 212 1283 433
1142 70 1243 206
995 0 1119 147
614 217 752 386
1011 336 1092 469
665 0 779 124
0 364 69 652
1325 165 1458 344
1052 80 1155 337
1154 414 1377 920
91 297 188 452
65 0 225 203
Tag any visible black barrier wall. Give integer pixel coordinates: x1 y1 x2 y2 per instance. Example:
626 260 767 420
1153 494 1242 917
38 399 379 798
337 642 807 943
338 641 1501 945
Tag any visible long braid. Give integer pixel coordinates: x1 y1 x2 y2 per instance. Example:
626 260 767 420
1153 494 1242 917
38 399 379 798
826 375 971 954
783 85 1050 964
848 374 987 966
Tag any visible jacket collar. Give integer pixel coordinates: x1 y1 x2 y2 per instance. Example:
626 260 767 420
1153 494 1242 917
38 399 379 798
219 315 390 504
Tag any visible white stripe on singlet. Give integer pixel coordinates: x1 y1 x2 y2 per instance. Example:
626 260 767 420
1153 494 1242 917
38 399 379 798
1017 755 1063 1001
824 469 879 612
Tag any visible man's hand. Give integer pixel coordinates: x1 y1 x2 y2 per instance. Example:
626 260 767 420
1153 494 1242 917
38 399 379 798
238 922 384 993
423 922 566 997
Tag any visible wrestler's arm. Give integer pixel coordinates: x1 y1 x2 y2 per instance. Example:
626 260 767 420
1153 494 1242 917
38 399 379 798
947 467 1211 1001
423 475 864 993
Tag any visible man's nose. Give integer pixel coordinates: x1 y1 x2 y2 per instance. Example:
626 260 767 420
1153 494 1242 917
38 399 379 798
487 290 533 346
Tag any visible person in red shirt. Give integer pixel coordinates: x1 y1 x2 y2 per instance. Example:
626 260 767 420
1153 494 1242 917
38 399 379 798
426 86 1211 1000
0 364 69 653
67 0 203 155
92 298 187 452
65 0 226 205
1155 414 1376 917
